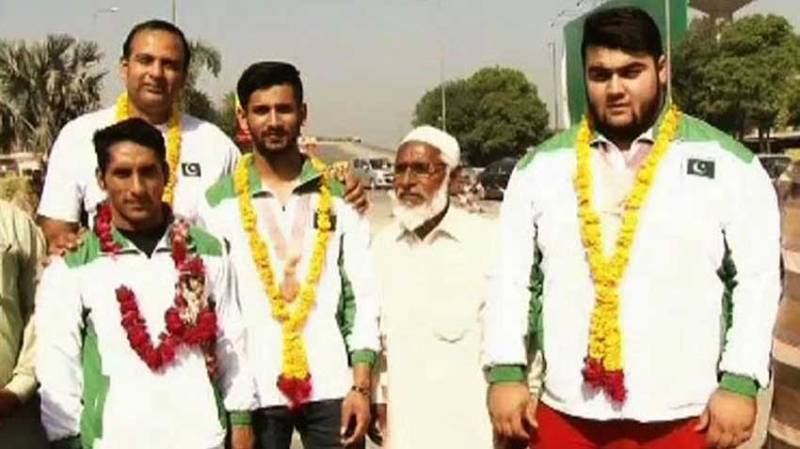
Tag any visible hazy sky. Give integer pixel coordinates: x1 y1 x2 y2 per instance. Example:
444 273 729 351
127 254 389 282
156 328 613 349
0 0 798 147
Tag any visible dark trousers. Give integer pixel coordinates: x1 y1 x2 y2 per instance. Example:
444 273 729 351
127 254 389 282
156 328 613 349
0 394 49 449
252 399 365 449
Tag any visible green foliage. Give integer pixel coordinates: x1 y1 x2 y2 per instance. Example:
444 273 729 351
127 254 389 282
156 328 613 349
0 35 105 154
780 78 800 128
182 40 221 122
673 15 800 145
217 91 238 139
0 174 37 214
413 66 550 166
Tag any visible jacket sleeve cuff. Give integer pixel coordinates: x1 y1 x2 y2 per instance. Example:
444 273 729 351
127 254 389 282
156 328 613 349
4 374 37 403
51 436 81 449
229 411 252 427
489 365 527 384
719 373 759 398
351 349 378 367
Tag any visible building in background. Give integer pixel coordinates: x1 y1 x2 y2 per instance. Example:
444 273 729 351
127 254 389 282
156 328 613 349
689 0 754 22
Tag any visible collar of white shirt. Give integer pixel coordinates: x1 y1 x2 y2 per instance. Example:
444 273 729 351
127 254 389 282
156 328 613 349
392 204 471 244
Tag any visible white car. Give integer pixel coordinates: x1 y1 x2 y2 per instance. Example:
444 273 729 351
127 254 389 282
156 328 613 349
353 158 394 189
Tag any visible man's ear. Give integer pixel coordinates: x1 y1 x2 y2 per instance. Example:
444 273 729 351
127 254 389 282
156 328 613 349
119 57 129 85
657 54 669 88
96 168 105 191
236 105 249 137
447 168 459 193
162 162 170 184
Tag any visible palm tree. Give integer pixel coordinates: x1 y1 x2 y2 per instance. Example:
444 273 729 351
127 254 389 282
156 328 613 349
0 35 105 155
182 40 221 122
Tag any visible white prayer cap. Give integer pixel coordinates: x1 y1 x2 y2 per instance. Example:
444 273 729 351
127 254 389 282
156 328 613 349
399 125 460 167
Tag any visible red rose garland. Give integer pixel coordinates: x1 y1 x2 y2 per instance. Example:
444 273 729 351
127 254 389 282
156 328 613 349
96 203 219 375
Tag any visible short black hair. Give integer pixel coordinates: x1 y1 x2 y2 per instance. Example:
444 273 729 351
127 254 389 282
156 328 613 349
93 118 167 175
582 7 663 63
122 19 191 71
237 61 304 108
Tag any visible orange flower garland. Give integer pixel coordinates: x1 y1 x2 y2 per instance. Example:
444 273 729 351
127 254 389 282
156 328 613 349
575 104 682 403
115 93 182 205
234 153 334 408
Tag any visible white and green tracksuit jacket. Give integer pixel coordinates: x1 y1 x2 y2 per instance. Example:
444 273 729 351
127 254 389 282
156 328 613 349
484 113 781 421
36 225 256 449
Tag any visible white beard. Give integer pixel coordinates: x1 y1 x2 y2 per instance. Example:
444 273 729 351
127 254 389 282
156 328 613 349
391 175 450 233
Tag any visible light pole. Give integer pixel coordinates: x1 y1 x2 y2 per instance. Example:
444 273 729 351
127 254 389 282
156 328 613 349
437 0 446 132
171 0 177 24
548 42 561 131
92 6 119 26
665 0 673 101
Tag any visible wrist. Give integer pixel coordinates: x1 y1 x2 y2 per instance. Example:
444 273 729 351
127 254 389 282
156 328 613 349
350 384 371 401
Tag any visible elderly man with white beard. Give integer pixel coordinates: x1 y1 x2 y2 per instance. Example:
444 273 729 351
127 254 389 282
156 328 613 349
371 126 496 449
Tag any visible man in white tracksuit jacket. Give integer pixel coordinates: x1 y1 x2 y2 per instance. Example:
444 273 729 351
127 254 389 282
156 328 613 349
36 119 256 449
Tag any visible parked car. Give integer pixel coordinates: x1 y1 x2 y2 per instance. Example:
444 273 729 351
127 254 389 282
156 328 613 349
479 157 518 200
758 154 792 181
353 157 394 189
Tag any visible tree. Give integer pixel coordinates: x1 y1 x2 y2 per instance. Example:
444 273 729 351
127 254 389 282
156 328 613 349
0 35 105 154
182 40 221 122
776 75 800 129
413 66 550 166
673 15 800 151
217 90 239 139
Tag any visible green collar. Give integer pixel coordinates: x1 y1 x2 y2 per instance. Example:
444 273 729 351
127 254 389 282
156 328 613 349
247 156 324 197
101 219 190 256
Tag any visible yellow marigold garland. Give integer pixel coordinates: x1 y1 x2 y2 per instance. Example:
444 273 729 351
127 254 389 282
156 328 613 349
234 153 334 408
115 93 182 205
575 104 682 403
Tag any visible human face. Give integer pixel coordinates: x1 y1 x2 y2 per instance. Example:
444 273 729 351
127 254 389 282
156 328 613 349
585 46 667 140
239 84 306 155
393 142 448 208
97 142 167 231
120 30 187 122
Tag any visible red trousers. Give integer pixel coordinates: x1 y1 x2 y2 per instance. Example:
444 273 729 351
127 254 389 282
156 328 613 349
531 403 707 449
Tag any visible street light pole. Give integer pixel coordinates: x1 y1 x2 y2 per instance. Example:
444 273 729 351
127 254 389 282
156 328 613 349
548 42 561 131
438 0 447 132
172 0 177 24
92 6 119 26
665 0 673 101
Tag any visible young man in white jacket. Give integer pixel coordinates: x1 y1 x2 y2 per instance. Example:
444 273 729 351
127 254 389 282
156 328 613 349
36 118 256 449
484 7 780 449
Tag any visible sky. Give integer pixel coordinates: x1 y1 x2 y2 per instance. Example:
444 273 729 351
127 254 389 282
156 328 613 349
0 0 798 148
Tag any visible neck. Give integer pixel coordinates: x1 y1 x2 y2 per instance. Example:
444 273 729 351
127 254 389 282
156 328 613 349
414 202 449 240
112 207 167 233
595 96 665 152
129 101 172 126
253 146 304 184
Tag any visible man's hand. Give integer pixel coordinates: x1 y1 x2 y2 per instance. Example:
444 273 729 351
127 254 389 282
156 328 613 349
365 403 386 446
47 228 86 259
231 425 256 449
340 390 371 447
375 403 387 436
488 382 537 442
343 171 369 215
694 389 756 449
0 389 22 424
